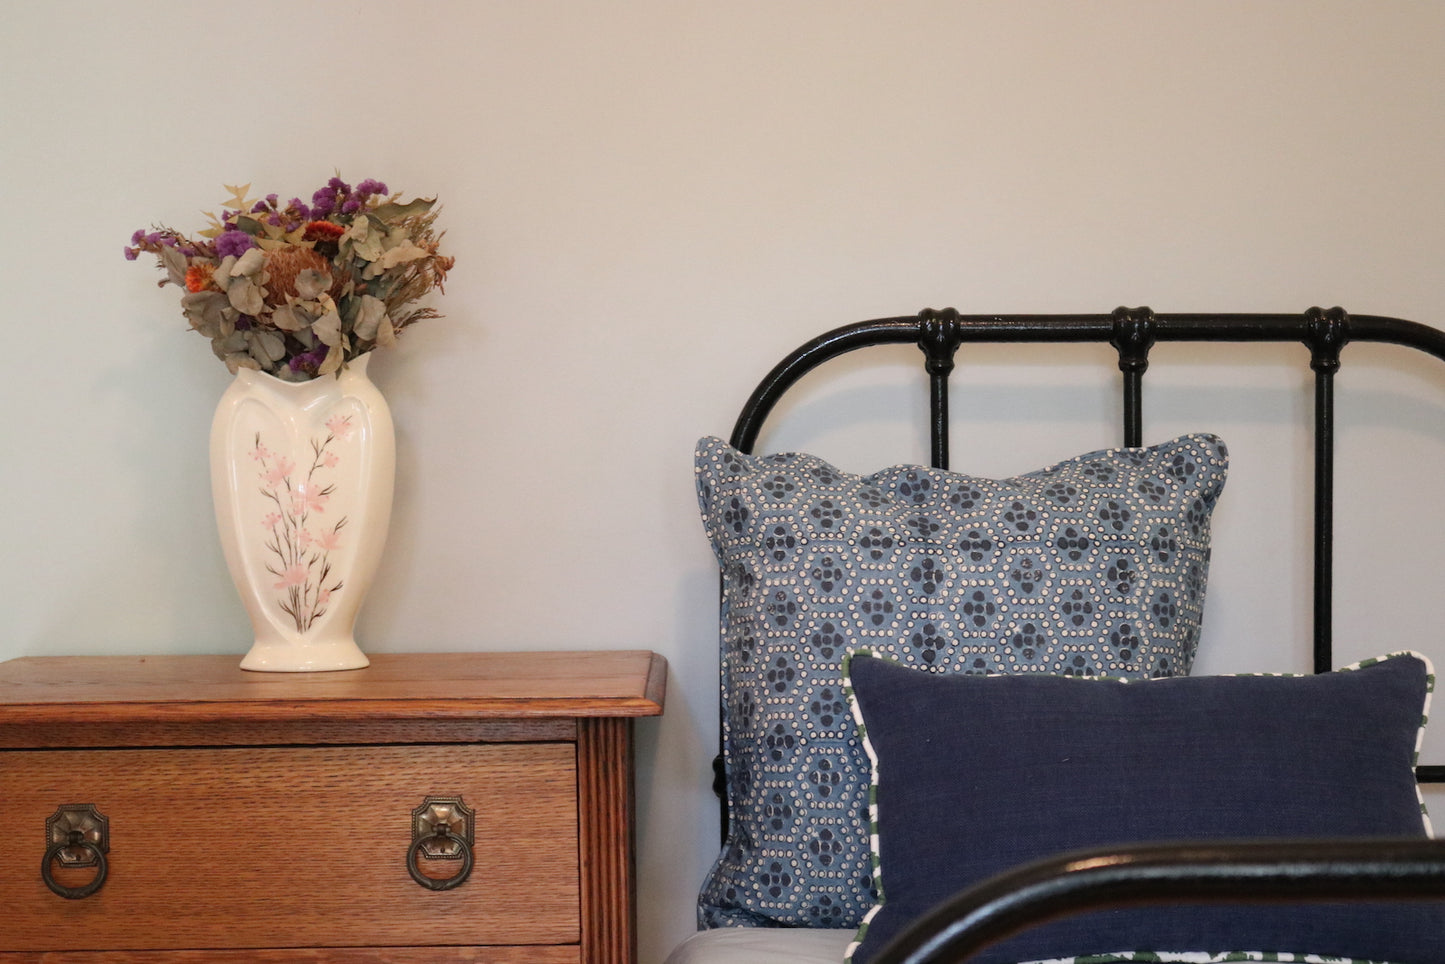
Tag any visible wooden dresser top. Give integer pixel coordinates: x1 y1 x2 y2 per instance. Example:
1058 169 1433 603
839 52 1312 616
0 651 667 728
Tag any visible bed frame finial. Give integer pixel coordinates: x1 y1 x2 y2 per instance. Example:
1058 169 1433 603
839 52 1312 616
1305 305 1351 373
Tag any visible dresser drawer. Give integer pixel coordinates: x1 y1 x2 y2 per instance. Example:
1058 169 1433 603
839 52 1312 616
0 742 579 951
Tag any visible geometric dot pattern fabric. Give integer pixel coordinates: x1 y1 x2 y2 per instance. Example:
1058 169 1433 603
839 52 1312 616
693 434 1229 928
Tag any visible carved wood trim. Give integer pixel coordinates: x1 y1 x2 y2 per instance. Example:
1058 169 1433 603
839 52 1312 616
577 716 636 964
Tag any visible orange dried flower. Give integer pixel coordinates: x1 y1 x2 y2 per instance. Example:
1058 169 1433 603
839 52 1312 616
264 246 337 304
304 220 346 242
185 263 215 293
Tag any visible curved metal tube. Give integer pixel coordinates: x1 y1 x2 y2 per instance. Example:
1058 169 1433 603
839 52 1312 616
871 838 1445 964
729 309 1445 456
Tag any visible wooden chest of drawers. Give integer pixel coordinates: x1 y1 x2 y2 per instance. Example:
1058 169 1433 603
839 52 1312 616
0 650 666 962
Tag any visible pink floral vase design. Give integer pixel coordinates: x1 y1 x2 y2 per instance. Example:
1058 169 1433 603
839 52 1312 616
210 354 394 671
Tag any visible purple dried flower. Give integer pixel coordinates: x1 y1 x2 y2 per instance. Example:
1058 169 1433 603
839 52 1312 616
288 343 330 374
251 200 269 213
328 176 350 194
356 178 388 197
267 214 282 226
311 187 336 217
215 230 256 259
341 199 361 214
131 229 146 244
124 246 140 261
287 198 311 220
266 193 278 205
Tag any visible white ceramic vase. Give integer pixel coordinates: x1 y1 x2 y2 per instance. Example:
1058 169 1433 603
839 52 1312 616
209 354 394 671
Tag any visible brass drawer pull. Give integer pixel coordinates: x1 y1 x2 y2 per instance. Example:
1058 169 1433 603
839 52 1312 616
407 828 473 891
407 795 475 892
42 805 109 900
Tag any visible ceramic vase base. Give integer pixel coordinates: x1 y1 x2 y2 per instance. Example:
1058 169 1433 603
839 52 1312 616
239 637 371 673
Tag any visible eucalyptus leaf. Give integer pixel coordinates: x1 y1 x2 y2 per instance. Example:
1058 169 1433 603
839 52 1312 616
227 277 265 316
234 215 264 236
376 239 429 270
295 268 331 301
211 255 236 290
313 308 343 347
317 343 344 376
160 245 188 286
223 351 261 375
249 328 287 363
181 291 227 337
231 247 265 277
369 197 434 221
353 295 388 341
271 304 313 332
344 217 385 262
375 314 396 348
217 329 249 354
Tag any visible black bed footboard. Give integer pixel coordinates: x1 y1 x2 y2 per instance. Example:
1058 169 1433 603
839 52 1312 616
871 838 1445 964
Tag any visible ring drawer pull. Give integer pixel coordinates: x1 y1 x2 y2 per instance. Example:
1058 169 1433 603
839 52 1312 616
42 834 108 899
408 795 475 892
407 828 474 891
42 805 110 900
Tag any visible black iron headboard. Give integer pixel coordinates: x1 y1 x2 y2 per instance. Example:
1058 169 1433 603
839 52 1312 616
717 306 1445 828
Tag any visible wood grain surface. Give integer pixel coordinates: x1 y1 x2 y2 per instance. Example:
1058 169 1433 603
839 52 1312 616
0 652 666 748
1 744 579 950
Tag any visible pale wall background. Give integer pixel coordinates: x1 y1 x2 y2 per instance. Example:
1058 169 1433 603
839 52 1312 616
5 2 1445 959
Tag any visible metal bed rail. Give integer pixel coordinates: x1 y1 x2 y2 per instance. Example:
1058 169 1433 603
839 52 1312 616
869 837 1445 964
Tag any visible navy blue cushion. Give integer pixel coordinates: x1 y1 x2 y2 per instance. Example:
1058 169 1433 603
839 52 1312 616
844 651 1440 964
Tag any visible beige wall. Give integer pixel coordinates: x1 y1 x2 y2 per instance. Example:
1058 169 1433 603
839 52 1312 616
4 2 1444 958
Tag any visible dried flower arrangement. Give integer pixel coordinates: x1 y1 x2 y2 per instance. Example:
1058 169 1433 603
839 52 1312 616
126 177 453 380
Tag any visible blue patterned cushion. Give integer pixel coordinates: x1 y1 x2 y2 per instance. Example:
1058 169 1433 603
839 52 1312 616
694 434 1229 928
843 651 1439 964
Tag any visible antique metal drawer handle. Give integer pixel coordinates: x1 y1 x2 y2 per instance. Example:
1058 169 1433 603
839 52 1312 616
42 805 109 900
407 795 475 891
407 828 474 891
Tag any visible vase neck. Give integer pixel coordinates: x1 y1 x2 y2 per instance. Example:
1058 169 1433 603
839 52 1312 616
233 353 372 393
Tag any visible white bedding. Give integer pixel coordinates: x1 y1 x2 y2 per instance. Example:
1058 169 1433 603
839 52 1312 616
663 927 854 964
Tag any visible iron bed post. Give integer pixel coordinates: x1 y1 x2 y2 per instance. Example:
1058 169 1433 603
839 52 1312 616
918 308 965 470
1110 307 1156 449
1305 307 1349 676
